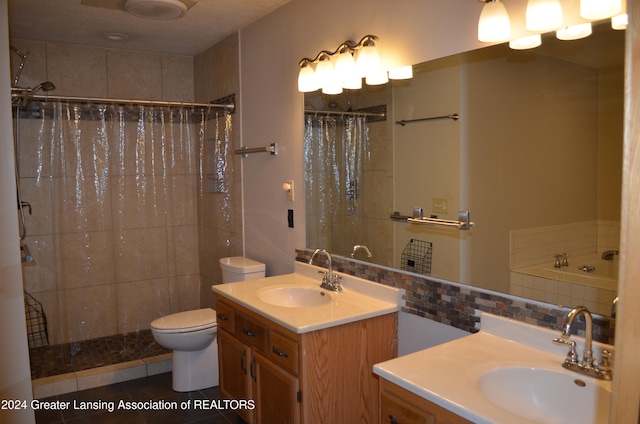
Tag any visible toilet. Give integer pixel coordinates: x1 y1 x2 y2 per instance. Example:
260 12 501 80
150 256 265 392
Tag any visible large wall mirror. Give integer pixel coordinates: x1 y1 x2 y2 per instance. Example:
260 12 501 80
304 21 624 317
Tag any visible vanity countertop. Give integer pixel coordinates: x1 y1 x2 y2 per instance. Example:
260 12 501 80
374 313 613 424
211 262 401 334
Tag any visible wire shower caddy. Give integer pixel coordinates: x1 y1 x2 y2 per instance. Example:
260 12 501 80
24 290 49 348
401 239 433 276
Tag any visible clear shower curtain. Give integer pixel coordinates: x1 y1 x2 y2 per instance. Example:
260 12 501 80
303 114 370 257
18 102 227 348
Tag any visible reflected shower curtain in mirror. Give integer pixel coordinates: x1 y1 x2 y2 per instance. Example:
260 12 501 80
304 114 370 257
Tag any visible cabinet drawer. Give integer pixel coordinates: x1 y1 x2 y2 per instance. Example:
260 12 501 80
235 311 268 352
215 301 235 334
268 330 299 375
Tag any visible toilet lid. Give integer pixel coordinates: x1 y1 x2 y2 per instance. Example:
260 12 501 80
151 308 217 332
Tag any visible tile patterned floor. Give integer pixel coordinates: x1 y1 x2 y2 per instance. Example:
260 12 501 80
30 331 170 379
35 372 246 424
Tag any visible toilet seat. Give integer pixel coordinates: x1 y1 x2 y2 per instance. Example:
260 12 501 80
151 308 217 334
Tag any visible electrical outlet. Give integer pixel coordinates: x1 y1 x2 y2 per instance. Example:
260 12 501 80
432 197 448 214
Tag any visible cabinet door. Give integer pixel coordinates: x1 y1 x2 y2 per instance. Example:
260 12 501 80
218 329 253 423
252 350 300 424
380 379 472 424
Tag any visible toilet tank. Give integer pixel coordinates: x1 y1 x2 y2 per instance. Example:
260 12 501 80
219 256 266 283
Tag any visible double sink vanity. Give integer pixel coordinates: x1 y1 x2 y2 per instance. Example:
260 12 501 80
211 261 613 423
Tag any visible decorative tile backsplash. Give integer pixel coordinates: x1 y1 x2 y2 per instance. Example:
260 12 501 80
296 249 615 344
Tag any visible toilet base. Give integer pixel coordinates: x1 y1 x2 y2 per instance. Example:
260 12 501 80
171 337 219 392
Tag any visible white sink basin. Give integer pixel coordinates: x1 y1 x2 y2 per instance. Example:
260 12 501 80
477 367 611 423
258 286 333 308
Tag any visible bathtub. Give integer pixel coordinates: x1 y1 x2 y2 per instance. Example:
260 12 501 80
514 253 618 291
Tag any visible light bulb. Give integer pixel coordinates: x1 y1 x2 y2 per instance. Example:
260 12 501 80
611 13 628 30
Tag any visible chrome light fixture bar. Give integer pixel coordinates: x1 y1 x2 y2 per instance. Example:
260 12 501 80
297 35 412 94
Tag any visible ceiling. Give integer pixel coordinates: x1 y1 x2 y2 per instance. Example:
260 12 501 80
8 0 292 56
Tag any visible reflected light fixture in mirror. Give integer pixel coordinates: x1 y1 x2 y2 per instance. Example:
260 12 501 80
509 34 542 49
611 13 628 29
526 0 563 31
557 22 593 40
580 0 622 20
477 0 511 42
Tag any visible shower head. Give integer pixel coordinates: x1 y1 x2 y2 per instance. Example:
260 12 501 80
31 81 56 93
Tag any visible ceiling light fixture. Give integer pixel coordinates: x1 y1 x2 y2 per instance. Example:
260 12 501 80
124 0 188 20
297 35 408 94
477 0 512 43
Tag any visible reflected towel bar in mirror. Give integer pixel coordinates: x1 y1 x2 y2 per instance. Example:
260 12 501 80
235 143 278 158
395 113 459 126
407 210 474 230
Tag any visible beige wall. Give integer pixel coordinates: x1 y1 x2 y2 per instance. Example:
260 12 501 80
0 4 35 422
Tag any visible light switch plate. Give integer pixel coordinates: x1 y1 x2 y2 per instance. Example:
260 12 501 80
432 197 448 214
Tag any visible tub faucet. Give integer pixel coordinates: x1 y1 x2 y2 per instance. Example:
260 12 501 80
350 245 372 258
552 306 612 380
309 249 342 292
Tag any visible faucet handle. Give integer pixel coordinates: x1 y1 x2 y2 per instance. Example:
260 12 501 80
598 349 613 373
553 338 579 364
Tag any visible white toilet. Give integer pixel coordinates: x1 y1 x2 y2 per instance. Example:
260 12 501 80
150 256 265 392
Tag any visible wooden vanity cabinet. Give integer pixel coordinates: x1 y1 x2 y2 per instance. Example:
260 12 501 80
216 297 398 424
379 378 472 424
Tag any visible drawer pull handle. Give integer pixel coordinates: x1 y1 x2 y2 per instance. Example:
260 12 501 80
242 328 256 337
217 314 229 321
388 414 400 424
272 346 289 358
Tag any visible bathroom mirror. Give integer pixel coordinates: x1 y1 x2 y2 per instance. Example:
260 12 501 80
304 21 624 316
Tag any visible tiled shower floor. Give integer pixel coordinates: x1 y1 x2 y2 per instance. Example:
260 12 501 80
30 330 170 379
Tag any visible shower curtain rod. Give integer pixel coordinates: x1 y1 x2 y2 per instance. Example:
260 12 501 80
13 93 235 110
304 108 385 118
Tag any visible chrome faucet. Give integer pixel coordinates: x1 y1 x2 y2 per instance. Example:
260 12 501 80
309 249 342 292
552 306 612 380
350 245 372 258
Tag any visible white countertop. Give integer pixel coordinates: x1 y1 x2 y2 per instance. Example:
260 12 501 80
211 262 401 334
373 313 613 424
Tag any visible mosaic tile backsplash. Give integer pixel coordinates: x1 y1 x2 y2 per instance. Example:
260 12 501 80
296 249 615 345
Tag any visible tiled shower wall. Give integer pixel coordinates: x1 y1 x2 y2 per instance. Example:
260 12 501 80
13 35 242 345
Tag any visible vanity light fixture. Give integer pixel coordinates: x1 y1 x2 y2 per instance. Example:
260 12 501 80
477 0 512 43
297 35 410 94
556 22 592 40
526 0 563 31
580 0 622 20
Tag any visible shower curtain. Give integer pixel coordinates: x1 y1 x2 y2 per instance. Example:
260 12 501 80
17 101 231 348
304 114 371 258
